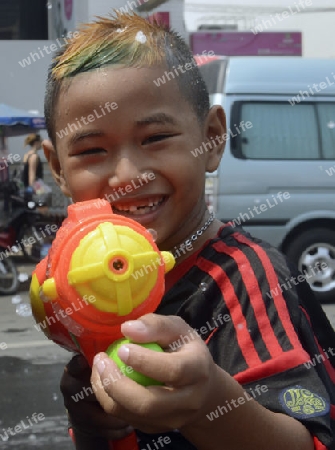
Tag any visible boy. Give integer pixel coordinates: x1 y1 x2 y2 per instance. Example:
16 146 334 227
42 12 334 450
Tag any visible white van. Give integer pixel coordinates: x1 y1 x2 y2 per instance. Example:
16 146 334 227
200 56 335 303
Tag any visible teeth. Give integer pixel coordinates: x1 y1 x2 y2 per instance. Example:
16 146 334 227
135 207 151 215
113 197 164 214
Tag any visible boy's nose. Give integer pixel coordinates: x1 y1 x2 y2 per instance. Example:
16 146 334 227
108 157 143 188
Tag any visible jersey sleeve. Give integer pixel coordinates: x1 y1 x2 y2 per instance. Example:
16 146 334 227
202 230 334 449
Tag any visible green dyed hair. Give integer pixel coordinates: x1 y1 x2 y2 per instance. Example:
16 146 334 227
44 12 210 144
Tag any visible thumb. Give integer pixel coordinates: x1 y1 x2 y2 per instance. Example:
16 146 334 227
121 313 198 349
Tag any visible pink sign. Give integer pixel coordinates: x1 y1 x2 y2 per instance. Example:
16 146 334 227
147 12 170 27
64 0 73 21
191 32 302 57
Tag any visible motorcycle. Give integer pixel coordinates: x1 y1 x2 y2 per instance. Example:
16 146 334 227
0 246 19 295
0 181 65 295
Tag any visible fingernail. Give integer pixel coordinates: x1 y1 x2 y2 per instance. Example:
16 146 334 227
93 354 106 375
118 345 130 363
123 320 147 333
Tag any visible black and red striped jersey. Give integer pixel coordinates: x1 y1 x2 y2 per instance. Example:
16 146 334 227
137 224 335 450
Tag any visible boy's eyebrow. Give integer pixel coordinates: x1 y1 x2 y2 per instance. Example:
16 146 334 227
67 130 104 146
136 113 177 126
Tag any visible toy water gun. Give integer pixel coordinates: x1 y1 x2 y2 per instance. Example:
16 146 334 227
29 198 175 450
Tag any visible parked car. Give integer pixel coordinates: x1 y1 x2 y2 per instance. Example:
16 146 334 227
199 56 335 303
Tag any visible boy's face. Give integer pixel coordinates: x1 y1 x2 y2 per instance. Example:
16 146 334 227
45 65 226 250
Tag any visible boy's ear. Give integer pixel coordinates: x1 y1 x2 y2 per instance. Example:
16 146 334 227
204 105 227 173
42 139 71 197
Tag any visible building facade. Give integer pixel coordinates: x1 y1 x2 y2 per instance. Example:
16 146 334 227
185 1 335 58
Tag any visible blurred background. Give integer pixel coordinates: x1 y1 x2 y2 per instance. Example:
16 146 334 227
0 2 334 449
1 0 335 207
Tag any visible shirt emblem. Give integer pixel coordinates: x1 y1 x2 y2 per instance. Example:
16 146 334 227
279 386 329 419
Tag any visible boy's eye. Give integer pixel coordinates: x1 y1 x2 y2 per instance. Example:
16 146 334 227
75 148 107 156
143 134 172 145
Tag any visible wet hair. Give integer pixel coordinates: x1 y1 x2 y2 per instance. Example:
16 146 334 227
24 133 41 147
44 12 210 144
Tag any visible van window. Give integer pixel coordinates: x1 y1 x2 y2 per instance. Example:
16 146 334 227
317 103 335 159
232 101 335 160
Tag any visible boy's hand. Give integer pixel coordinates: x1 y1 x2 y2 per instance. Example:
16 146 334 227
91 313 220 434
60 354 134 440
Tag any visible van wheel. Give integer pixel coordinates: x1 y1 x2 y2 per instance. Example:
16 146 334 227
285 228 335 304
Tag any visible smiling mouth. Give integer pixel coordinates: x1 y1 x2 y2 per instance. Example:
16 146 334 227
112 196 166 215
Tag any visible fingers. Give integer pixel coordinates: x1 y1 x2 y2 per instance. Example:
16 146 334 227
61 355 132 440
90 315 218 432
96 335 210 388
90 364 120 414
121 313 198 349
92 354 151 415
119 314 211 386
92 353 206 431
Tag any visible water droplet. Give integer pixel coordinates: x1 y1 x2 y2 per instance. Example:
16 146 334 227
11 295 22 304
24 367 29 374
16 303 32 317
28 434 37 440
147 228 157 242
237 324 244 329
135 31 147 44
47 2 52 9
18 273 29 282
199 282 208 292
52 393 58 401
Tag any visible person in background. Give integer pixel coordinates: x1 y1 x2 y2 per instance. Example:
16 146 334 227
22 133 44 202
